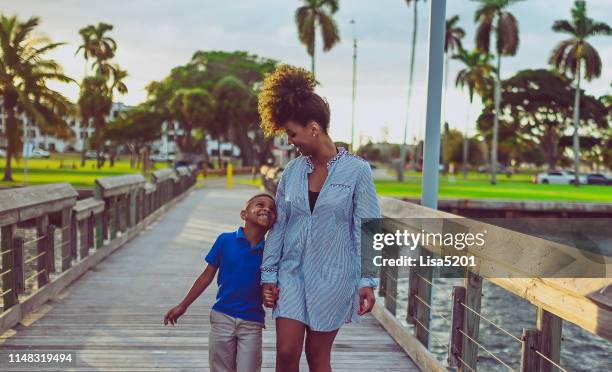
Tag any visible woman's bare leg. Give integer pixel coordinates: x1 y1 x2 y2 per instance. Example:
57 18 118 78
304 327 339 372
275 318 307 372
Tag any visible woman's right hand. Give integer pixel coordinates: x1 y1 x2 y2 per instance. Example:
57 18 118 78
262 283 279 308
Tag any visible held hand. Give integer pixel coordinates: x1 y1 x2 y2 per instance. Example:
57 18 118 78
262 283 280 309
358 287 376 315
164 304 187 326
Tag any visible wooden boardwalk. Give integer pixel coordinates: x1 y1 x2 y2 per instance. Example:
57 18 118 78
1 180 418 371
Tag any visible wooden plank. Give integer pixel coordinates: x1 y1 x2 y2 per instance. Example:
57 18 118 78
537 308 562 372
1 225 17 308
73 198 104 221
461 270 482 371
520 328 539 372
60 207 71 272
46 224 56 274
415 263 432 347
373 303 445 372
36 215 49 288
95 174 146 197
0 184 77 224
13 237 24 294
448 286 466 369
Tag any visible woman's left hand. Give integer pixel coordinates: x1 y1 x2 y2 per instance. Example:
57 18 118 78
358 287 376 315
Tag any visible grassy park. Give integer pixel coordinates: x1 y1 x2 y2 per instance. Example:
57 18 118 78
0 154 170 188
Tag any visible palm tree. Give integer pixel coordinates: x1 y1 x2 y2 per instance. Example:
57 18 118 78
76 23 118 166
549 0 611 186
398 0 425 182
453 48 495 179
473 0 522 184
442 15 465 174
295 0 340 79
76 23 116 76
0 14 74 181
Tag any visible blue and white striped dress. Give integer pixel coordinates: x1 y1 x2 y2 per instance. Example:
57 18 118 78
261 147 381 332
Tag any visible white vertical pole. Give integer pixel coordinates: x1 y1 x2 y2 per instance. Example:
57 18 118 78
421 0 446 209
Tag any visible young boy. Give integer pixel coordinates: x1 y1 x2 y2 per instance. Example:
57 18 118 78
164 193 277 372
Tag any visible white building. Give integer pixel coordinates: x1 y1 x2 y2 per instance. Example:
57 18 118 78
0 102 131 153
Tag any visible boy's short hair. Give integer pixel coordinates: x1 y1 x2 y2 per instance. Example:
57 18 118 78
245 193 276 208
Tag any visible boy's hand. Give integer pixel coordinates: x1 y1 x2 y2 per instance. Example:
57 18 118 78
164 304 187 325
262 283 279 309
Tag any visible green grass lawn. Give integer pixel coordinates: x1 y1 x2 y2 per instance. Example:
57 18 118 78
0 154 171 188
375 173 612 202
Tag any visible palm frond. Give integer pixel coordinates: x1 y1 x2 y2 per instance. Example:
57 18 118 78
552 20 576 35
497 11 519 55
317 12 340 51
475 13 494 53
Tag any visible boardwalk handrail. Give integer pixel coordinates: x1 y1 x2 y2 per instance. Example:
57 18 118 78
0 168 197 335
376 196 612 372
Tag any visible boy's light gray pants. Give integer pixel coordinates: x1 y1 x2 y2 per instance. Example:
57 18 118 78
209 309 263 372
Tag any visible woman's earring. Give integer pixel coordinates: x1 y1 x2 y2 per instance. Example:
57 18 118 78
312 134 316 137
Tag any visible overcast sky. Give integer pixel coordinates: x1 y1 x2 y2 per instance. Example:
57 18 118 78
4 0 611 147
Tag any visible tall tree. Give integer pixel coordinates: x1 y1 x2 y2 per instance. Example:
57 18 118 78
442 14 465 174
453 48 495 178
168 88 215 160
0 14 74 181
398 0 426 181
549 0 611 186
295 0 340 79
478 69 607 171
76 23 122 167
103 104 163 169
473 0 523 184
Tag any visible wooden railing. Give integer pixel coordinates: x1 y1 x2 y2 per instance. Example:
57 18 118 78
374 197 612 372
0 167 197 332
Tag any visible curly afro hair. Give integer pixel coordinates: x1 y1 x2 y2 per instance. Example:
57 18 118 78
258 64 330 137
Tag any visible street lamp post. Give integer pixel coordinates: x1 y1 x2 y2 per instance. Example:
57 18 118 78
421 0 446 210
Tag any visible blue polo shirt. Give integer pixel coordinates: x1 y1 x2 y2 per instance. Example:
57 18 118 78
204 227 265 325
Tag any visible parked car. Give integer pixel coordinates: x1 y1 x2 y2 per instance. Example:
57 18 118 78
30 148 50 158
0 148 6 157
585 173 611 185
535 170 587 185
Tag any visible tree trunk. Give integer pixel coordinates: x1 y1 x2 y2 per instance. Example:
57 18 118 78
443 52 449 175
311 28 316 80
491 50 502 185
463 137 468 180
398 1 419 182
2 107 16 181
218 139 222 168
80 127 88 167
572 64 582 187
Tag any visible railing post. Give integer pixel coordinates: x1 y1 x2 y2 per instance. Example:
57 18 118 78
46 224 56 274
461 270 482 371
69 211 77 268
407 268 418 325
95 212 104 249
413 258 433 347
537 308 562 372
448 286 466 369
79 219 88 259
87 214 95 250
521 328 540 372
110 196 118 239
36 215 50 288
1 225 17 309
60 207 71 271
383 243 398 315
13 237 24 295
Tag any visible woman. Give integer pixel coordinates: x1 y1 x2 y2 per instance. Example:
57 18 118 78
258 65 381 372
